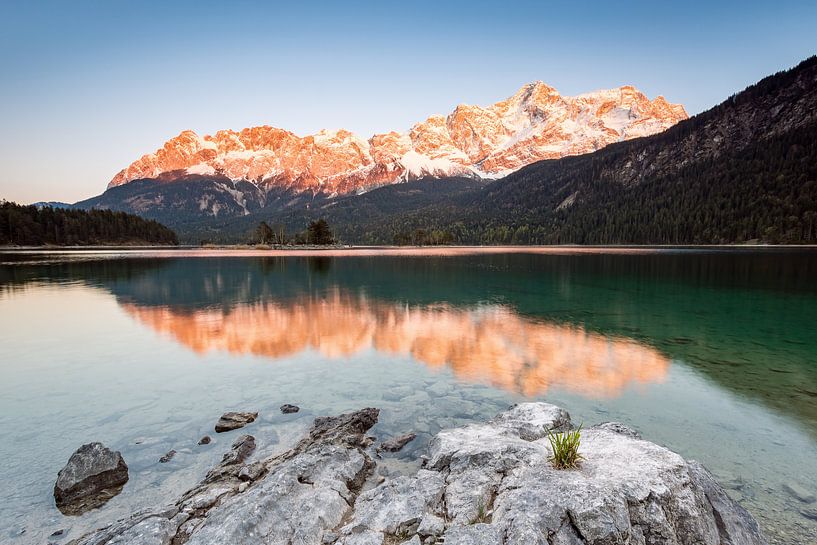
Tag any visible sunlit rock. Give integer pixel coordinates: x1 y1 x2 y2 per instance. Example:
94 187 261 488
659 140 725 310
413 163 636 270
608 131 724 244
108 83 687 195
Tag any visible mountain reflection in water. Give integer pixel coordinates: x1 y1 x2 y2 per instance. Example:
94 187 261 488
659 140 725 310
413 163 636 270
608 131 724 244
122 290 669 398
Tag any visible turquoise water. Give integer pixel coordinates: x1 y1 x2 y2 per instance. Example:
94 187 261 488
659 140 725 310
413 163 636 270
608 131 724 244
1 248 816 544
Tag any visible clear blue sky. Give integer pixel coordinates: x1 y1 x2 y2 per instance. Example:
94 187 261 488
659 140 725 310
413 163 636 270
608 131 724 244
1 0 815 204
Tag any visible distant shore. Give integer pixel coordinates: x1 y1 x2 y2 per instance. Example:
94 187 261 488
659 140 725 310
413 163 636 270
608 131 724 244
2 244 817 258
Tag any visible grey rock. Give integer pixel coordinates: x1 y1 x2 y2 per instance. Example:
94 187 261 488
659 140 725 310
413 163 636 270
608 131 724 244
280 403 300 414
214 411 257 432
158 450 176 463
382 385 413 402
783 481 816 503
218 434 255 466
66 403 768 545
800 506 817 521
187 445 370 545
237 461 264 482
491 402 571 440
404 390 431 404
342 403 769 545
426 381 451 397
338 470 444 540
379 433 417 453
65 509 178 545
417 513 445 536
53 442 129 515
69 408 379 545
688 461 767 545
444 524 502 545
592 421 641 438
197 435 211 445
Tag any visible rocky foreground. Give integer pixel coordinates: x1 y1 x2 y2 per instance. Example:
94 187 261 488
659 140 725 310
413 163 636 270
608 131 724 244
67 403 767 545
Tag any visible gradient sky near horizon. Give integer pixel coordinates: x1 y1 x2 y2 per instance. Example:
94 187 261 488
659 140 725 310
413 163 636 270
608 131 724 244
1 1 815 204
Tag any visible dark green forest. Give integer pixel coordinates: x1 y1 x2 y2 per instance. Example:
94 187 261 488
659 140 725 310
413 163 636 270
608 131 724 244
364 118 817 246
528 122 817 245
320 57 817 245
0 202 179 246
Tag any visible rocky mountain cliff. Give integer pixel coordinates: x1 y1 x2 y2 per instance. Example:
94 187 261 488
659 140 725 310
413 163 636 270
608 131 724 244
108 83 686 195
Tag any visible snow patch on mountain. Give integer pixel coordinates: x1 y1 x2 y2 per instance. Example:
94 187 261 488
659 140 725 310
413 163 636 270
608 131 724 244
187 164 217 176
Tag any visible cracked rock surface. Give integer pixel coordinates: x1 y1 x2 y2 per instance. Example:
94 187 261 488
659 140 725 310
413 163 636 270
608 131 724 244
337 403 767 545
68 403 767 545
68 408 379 545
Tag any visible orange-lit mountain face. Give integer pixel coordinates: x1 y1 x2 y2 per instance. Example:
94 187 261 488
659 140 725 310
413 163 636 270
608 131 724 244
122 293 669 398
109 83 687 195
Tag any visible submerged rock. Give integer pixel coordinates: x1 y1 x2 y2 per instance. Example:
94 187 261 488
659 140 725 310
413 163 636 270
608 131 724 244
378 432 417 453
53 442 128 515
783 481 816 503
280 403 300 414
800 506 817 521
214 411 258 433
67 404 767 545
158 450 176 463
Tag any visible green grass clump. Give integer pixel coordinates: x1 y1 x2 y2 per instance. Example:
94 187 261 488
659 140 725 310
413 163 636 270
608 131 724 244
546 425 584 469
470 499 490 524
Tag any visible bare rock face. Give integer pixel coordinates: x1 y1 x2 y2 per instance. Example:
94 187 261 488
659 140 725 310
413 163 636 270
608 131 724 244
53 443 129 515
108 84 687 195
214 411 258 433
68 408 379 545
67 404 767 545
334 403 767 545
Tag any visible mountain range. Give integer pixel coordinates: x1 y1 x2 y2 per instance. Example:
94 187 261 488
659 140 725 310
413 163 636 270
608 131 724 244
76 56 817 244
107 83 686 193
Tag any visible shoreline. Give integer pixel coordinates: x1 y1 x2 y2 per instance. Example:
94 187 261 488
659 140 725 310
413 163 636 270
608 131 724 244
2 243 817 257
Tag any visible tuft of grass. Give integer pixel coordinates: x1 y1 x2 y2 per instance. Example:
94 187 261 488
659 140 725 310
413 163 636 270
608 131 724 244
546 424 584 469
470 499 490 524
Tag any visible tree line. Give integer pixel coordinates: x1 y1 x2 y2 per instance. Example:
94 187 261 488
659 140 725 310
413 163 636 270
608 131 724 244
253 218 335 245
0 201 179 246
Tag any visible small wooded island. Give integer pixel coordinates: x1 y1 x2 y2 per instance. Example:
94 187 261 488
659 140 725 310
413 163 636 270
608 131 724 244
0 202 178 246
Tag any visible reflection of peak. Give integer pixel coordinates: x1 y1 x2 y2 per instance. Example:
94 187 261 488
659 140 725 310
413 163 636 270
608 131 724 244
122 294 669 398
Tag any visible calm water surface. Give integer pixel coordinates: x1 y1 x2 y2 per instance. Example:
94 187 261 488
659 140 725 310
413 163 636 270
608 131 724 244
1 248 816 544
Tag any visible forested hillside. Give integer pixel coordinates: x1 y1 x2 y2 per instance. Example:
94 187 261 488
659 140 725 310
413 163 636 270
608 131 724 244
322 55 817 245
0 202 178 246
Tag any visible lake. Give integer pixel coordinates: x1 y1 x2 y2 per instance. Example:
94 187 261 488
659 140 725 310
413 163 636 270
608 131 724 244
1 247 816 544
